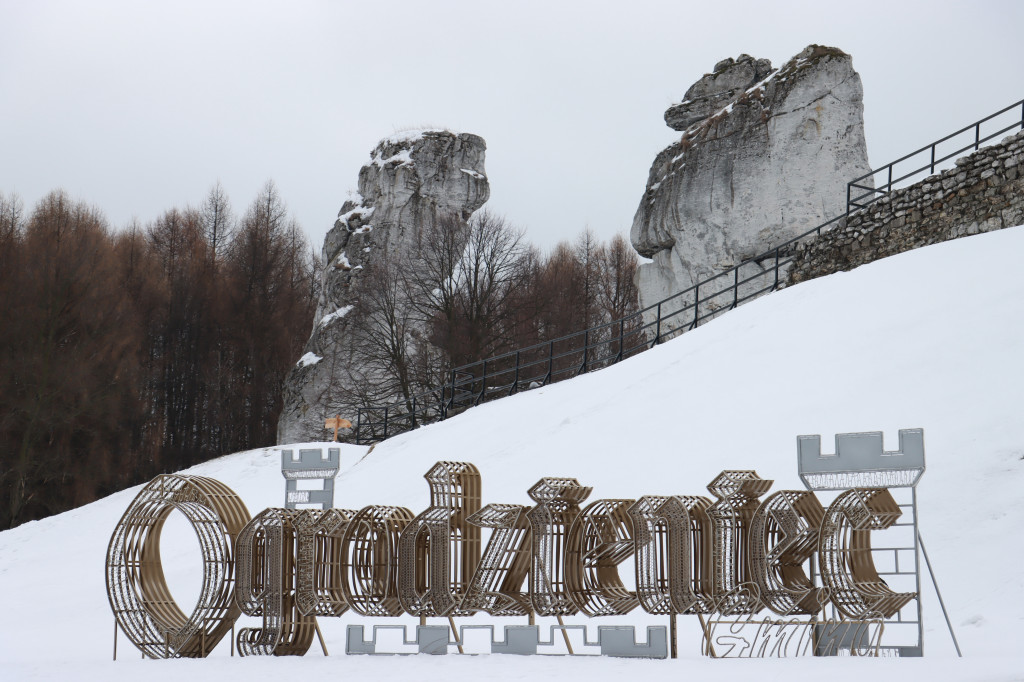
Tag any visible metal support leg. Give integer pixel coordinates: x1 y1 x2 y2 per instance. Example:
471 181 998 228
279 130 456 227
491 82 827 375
918 532 963 657
448 617 464 654
314 617 329 656
556 615 574 654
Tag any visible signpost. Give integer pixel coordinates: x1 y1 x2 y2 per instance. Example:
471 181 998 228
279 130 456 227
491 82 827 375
324 416 352 442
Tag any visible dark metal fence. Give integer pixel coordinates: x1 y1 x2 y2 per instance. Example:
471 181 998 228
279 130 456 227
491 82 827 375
847 99 1024 213
354 98 1023 445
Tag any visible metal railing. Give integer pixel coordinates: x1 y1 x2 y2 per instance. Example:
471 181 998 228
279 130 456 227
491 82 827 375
847 98 1024 213
353 98 1022 445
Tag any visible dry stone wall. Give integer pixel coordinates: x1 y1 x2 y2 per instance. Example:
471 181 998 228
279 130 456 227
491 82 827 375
788 130 1024 285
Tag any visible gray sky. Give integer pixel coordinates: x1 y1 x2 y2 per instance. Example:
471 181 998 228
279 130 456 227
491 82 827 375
1 0 1022 254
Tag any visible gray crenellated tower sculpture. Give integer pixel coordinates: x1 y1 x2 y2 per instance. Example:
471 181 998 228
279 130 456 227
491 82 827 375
277 130 490 444
631 46 872 331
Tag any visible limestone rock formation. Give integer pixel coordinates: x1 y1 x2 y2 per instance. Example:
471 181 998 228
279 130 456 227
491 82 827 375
631 46 872 331
277 130 489 444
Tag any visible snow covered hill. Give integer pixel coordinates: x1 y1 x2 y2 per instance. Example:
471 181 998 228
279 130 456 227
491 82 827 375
3 226 1024 681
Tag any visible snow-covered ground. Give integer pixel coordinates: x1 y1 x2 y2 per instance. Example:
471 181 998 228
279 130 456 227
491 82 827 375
3 227 1024 681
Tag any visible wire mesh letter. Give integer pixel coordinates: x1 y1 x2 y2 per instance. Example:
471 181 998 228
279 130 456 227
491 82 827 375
234 508 316 656
105 475 250 658
749 490 826 616
629 494 715 615
818 488 916 619
294 508 353 616
525 477 592 616
460 503 533 616
340 505 415 616
706 470 773 614
566 499 639 616
398 462 482 617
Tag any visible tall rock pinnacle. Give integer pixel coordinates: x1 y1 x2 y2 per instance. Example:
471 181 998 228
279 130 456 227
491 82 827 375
631 46 872 331
278 130 489 444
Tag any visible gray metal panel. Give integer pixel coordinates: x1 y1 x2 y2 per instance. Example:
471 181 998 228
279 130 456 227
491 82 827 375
416 626 450 655
281 448 341 510
598 626 668 659
345 625 376 654
798 429 925 490
491 626 540 655
280 448 341 478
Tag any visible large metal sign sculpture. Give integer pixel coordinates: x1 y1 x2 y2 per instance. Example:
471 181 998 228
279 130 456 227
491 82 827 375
106 429 933 660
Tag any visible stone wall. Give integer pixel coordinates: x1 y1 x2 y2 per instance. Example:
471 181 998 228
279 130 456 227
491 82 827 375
788 130 1024 285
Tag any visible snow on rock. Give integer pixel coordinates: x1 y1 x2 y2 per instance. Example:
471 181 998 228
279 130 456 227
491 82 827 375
295 351 322 368
317 304 353 327
3 227 1024 680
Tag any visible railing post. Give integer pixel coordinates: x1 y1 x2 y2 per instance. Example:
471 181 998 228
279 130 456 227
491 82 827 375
616 319 624 362
732 267 739 309
382 406 389 440
581 330 589 374
512 351 520 395
846 182 851 216
773 247 780 290
975 122 981 150
654 303 662 346
1020 101 1023 130
930 145 936 175
410 395 417 428
478 361 487 405
445 369 455 417
355 408 362 445
693 284 699 329
546 341 554 384
887 165 893 194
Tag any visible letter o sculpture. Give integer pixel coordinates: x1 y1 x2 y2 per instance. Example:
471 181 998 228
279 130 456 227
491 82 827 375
105 474 250 658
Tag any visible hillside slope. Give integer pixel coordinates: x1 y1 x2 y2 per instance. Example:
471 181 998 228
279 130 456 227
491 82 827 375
2 226 1023 680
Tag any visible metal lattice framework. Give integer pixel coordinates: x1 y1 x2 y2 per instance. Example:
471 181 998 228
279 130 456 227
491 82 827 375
629 494 714 615
566 499 639 616
398 462 482 617
817 488 916 620
461 503 533 616
340 505 415 616
295 508 353 617
749 490 826 616
105 474 250 658
706 470 773 615
526 477 593 616
234 508 316 656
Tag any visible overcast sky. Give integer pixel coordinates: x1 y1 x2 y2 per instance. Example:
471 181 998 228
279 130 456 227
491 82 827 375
2 0 1022 254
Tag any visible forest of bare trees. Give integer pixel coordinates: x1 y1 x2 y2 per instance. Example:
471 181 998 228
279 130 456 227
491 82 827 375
0 188 638 529
0 183 317 529
339 211 641 422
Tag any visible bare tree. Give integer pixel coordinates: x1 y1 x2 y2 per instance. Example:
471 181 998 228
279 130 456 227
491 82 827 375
200 181 234 262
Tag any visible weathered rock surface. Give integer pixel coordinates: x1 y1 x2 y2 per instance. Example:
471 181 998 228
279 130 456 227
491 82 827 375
664 54 773 131
277 130 489 444
632 45 872 332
